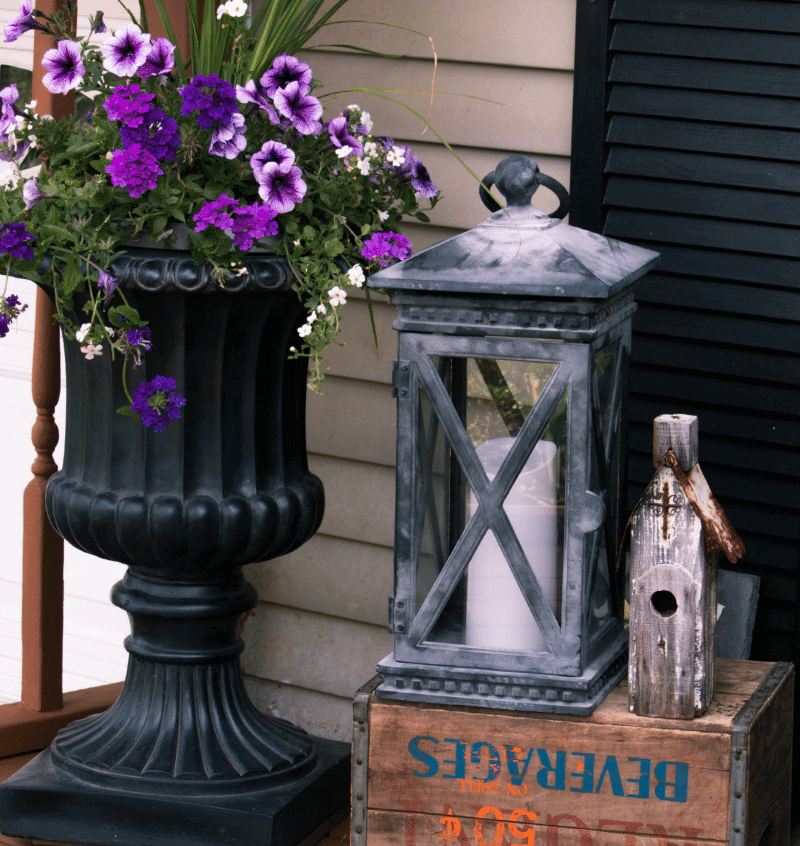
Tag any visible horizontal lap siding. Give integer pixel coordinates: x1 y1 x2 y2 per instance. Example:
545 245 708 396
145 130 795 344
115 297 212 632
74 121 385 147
576 0 800 666
241 0 576 740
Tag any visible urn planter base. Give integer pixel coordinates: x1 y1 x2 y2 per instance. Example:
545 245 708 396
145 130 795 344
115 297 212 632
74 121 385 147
0 736 350 846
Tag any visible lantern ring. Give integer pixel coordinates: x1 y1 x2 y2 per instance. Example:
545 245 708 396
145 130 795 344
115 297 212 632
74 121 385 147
479 154 570 220
574 490 606 534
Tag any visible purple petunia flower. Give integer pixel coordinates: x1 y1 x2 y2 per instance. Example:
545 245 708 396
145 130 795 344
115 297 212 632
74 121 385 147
22 176 50 209
0 221 35 260
97 269 117 307
100 24 151 76
410 158 438 199
89 10 106 34
105 143 163 197
327 114 363 158
209 111 246 159
260 54 312 98
120 106 180 162
257 162 307 214
0 84 19 136
4 0 46 43
41 40 85 94
104 83 154 127
272 81 322 136
131 375 186 433
235 78 279 123
250 140 294 182
360 231 413 268
136 38 175 78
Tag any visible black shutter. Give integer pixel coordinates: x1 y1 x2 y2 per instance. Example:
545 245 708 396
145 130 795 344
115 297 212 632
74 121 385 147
571 0 800 668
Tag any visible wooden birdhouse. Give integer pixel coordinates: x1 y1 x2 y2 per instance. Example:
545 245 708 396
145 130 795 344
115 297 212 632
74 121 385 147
629 414 745 719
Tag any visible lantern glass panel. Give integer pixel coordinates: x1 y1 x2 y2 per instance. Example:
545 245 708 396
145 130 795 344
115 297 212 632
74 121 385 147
412 354 569 655
594 338 621 442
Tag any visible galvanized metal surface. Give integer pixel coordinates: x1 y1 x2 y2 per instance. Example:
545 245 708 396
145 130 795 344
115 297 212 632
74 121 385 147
351 676 380 846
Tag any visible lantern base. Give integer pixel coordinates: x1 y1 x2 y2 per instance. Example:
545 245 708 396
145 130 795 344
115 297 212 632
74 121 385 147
376 633 628 715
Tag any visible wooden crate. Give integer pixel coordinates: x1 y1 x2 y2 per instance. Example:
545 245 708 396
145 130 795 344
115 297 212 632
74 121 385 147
352 660 793 846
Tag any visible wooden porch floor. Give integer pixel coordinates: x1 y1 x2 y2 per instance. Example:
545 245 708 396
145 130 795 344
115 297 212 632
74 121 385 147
0 752 352 846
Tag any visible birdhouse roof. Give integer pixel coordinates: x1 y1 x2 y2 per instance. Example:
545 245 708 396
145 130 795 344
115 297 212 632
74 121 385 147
639 449 745 563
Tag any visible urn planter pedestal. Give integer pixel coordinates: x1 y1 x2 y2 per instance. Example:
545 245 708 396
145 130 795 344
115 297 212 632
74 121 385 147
0 249 350 846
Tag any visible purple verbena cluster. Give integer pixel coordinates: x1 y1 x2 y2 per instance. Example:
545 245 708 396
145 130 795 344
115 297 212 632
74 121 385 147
193 193 278 251
104 84 154 127
360 231 413 268
0 292 27 338
131 375 187 433
105 143 163 198
0 221 35 260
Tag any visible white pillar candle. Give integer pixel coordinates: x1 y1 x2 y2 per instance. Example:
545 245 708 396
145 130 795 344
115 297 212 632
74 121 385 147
465 437 559 652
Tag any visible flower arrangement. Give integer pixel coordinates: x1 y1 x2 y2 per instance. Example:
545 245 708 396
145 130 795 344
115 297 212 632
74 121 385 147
0 0 439 429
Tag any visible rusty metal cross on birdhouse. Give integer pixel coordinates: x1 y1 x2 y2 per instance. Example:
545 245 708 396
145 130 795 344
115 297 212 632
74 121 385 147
646 481 683 541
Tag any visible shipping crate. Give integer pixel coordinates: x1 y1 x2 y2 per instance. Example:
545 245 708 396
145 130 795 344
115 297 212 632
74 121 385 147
352 660 793 846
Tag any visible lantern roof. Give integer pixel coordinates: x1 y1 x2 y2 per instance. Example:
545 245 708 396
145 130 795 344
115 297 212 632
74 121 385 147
368 156 660 299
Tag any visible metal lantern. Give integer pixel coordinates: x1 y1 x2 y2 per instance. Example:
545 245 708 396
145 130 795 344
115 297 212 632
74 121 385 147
369 155 659 715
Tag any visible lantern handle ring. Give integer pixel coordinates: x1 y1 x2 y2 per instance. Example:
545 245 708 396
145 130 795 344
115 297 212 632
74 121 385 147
479 155 570 220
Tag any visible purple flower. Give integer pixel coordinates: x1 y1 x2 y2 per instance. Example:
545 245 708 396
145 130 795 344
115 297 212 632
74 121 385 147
260 54 312 98
360 231 412 267
257 162 307 214
0 314 8 337
209 111 246 159
0 84 19 136
272 81 322 136
194 194 238 232
125 325 151 364
180 74 238 130
136 38 175 78
6 294 19 307
41 40 85 94
22 176 50 209
327 114 363 158
251 140 294 182
97 269 117 307
131 375 186 433
410 158 438 199
0 222 35 260
104 83 154 127
235 78 279 123
229 202 278 251
100 24 151 76
105 143 163 197
4 0 45 42
89 10 106 34
120 106 179 162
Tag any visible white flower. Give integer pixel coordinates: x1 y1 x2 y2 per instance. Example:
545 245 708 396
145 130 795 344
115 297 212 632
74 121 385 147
226 0 248 16
75 323 92 342
356 157 371 176
80 343 103 359
360 111 373 133
335 145 353 159
335 214 346 224
386 146 406 167
378 210 390 222
363 141 378 158
347 264 365 288
316 303 327 314
297 323 312 337
347 103 360 112
306 313 316 324
294 239 301 246
328 286 347 307
0 160 19 188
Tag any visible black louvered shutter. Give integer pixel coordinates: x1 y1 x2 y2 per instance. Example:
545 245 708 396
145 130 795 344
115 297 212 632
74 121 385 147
570 0 800 670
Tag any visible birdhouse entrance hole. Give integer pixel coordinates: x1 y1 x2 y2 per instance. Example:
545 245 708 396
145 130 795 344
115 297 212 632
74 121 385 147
651 590 678 617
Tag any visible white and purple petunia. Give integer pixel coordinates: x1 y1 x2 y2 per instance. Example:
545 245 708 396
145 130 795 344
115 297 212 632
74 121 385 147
41 40 85 94
22 176 50 209
0 84 18 136
257 162 307 214
4 0 45 43
235 78 279 124
260 54 312 98
136 37 175 78
327 114 363 158
272 81 322 136
209 111 247 159
251 140 294 182
100 24 151 76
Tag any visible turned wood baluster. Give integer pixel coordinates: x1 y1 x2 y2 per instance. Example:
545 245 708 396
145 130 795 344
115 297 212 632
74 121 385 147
21 1 74 713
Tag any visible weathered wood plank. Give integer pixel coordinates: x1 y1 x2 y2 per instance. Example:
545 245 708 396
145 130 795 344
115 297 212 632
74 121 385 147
610 22 800 66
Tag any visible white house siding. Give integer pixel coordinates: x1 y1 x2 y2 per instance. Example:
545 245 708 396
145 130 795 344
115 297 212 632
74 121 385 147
243 0 577 742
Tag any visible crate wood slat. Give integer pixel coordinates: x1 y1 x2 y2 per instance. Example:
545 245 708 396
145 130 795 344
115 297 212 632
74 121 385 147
354 660 793 846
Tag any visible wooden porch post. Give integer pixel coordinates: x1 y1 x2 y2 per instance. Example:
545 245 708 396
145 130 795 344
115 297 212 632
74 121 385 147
20 0 74 713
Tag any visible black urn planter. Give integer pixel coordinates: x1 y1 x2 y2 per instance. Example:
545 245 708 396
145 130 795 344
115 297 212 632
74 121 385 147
0 249 350 846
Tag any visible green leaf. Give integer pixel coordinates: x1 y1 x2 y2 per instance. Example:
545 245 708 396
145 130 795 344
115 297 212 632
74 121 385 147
302 225 315 240
116 405 138 418
151 215 168 236
109 304 143 328
414 211 431 223
324 238 344 258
